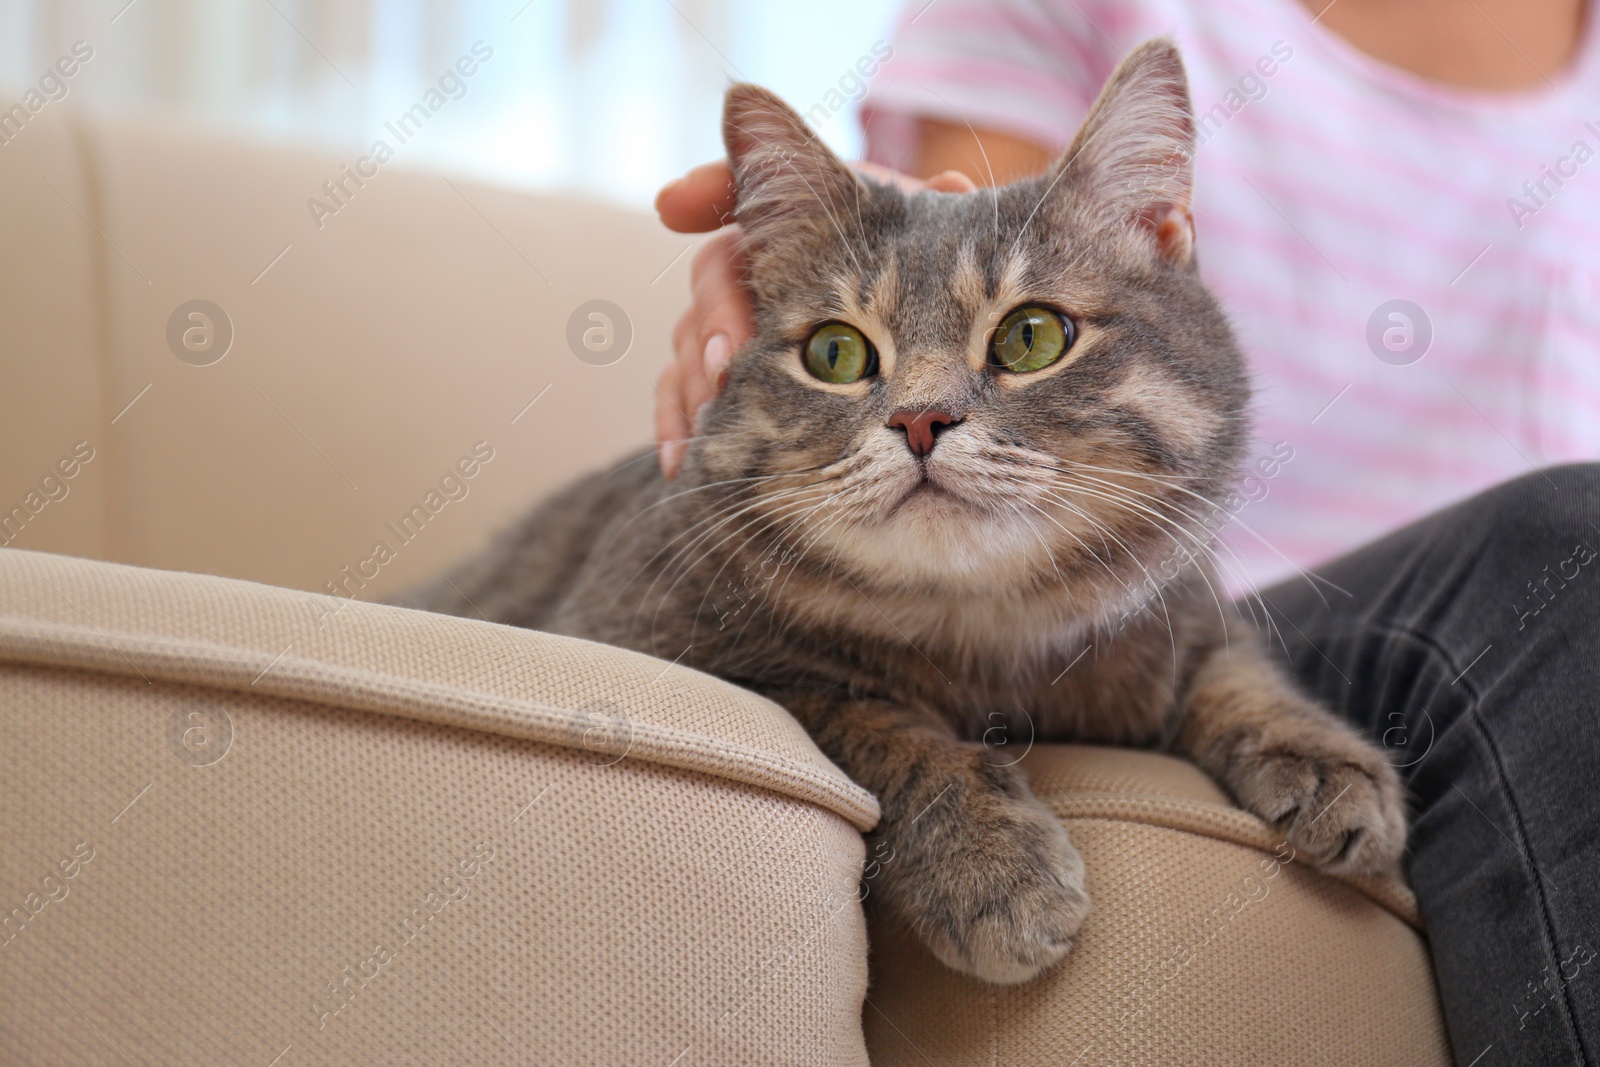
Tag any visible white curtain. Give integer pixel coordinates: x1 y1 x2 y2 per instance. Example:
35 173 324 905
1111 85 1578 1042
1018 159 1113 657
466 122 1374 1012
0 0 900 205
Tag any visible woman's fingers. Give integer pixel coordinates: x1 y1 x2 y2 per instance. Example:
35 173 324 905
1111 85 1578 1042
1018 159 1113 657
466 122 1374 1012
853 163 976 194
657 228 753 478
655 160 737 234
925 169 978 193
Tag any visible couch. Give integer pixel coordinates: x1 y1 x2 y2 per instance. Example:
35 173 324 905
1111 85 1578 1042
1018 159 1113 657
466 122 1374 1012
0 103 1452 1064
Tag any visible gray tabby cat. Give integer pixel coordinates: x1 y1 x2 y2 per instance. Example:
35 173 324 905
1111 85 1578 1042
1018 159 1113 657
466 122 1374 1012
403 39 1406 984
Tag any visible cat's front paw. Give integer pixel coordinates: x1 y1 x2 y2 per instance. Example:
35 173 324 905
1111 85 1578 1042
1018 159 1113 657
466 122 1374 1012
910 794 1089 985
1227 720 1407 876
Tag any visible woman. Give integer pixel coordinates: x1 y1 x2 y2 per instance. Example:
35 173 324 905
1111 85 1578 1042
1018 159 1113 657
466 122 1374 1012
653 0 1600 1061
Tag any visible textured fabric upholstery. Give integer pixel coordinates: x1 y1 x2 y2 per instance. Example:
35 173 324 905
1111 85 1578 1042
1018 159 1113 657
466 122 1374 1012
0 549 877 1065
866 746 1451 1065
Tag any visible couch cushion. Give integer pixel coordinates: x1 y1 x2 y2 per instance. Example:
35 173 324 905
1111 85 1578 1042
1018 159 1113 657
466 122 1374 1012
0 105 110 564
1 106 694 598
0 549 877 1065
865 745 1451 1065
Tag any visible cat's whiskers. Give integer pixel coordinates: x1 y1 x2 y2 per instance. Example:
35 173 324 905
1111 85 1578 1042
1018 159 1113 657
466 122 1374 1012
999 500 1073 589
1036 472 1215 567
1044 475 1242 600
1046 459 1208 487
1019 490 1180 678
711 478 879 660
1043 468 1290 657
993 487 1119 587
1048 473 1244 588
1045 464 1286 647
1036 482 1190 586
606 463 840 551
608 476 827 611
1045 461 1265 578
658 467 857 602
651 481 830 593
725 470 890 655
751 495 863 643
1040 477 1234 647
711 492 848 660
1051 458 1344 611
629 481 830 617
642 484 838 646
690 488 841 639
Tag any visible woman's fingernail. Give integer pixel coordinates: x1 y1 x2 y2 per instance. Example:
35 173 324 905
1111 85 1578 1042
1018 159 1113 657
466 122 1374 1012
704 333 731 380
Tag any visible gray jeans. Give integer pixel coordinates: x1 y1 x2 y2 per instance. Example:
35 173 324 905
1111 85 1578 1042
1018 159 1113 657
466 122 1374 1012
1260 464 1600 1066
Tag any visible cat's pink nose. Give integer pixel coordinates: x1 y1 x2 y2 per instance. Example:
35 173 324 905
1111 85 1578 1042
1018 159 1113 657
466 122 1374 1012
887 408 960 457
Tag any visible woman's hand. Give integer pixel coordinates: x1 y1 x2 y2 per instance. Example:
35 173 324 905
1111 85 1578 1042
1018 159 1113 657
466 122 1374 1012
653 159 977 478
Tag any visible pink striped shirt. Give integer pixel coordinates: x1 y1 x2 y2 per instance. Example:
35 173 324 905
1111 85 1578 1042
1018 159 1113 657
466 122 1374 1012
862 0 1600 594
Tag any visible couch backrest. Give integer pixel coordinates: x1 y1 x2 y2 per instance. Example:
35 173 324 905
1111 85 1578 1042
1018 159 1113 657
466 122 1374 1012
0 104 690 598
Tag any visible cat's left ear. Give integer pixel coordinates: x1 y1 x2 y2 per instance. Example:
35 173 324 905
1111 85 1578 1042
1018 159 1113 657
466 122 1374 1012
722 84 868 259
1055 38 1196 267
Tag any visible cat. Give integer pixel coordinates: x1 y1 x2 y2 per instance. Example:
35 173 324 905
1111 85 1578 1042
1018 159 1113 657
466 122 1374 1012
399 39 1407 985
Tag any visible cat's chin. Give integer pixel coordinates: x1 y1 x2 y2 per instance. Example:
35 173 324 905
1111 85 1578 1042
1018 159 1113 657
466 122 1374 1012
828 494 1060 593
892 480 963 512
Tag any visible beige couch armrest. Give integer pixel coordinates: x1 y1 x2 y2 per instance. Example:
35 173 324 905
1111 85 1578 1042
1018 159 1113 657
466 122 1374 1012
0 548 877 1066
866 746 1451 1065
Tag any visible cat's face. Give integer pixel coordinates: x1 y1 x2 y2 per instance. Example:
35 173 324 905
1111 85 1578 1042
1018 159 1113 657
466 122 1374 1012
690 41 1248 610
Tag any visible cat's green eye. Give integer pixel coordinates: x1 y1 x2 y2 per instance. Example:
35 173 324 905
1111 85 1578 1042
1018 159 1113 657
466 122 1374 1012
803 323 877 384
990 305 1074 373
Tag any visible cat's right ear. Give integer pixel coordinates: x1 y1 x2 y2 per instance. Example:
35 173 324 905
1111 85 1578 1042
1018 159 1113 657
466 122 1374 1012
722 84 867 256
1054 39 1197 267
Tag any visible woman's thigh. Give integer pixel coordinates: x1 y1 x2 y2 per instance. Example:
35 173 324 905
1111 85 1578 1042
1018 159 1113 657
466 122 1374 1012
1252 464 1600 1067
